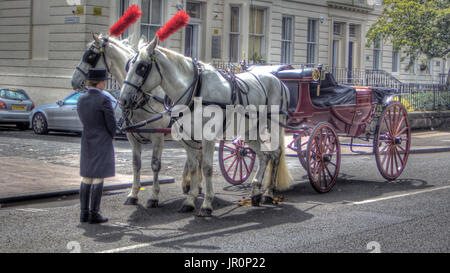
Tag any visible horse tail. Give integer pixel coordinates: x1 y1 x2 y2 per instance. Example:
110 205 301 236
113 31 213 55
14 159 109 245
263 130 293 191
275 130 293 191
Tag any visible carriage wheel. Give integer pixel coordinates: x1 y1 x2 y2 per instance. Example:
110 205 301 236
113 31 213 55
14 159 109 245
306 122 341 193
294 134 308 171
218 139 256 185
374 102 411 180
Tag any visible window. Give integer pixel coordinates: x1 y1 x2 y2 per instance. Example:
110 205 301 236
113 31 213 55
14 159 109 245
281 16 293 64
249 7 266 63
0 89 29 101
186 2 201 19
392 50 400 73
141 0 163 40
65 93 83 105
349 24 357 38
307 19 318 65
333 23 342 36
230 6 240 63
118 0 130 38
373 38 382 70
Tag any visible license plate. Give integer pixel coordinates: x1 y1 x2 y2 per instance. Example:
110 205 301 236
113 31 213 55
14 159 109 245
12 105 26 111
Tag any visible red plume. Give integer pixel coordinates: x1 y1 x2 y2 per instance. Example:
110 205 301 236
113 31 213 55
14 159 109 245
110 5 143 37
156 10 190 42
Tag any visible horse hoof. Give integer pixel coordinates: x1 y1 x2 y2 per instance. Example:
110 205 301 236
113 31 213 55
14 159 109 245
263 196 274 205
198 208 213 217
182 185 190 194
179 205 195 213
251 195 262 207
147 200 159 208
124 197 138 206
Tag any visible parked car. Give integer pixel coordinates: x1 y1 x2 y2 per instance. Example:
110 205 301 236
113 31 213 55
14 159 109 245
0 88 35 130
30 90 123 135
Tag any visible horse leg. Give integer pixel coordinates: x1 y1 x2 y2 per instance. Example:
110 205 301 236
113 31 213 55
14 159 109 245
181 149 203 195
181 161 191 194
198 140 215 217
179 145 199 213
247 140 270 207
147 134 164 208
263 147 282 204
197 150 203 194
263 129 292 203
124 134 142 206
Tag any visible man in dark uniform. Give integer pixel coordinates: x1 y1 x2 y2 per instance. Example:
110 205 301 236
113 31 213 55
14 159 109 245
77 68 116 224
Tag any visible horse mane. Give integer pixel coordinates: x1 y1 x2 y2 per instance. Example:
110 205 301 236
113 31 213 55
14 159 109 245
156 46 212 73
86 34 135 56
107 36 135 56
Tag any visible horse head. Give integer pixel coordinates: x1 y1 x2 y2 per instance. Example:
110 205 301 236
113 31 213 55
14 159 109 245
71 33 112 91
120 36 161 110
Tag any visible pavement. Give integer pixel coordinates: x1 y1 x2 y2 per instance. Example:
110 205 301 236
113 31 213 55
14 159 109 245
0 129 449 204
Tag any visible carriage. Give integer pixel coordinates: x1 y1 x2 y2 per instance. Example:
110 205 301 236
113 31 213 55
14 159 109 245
218 64 411 193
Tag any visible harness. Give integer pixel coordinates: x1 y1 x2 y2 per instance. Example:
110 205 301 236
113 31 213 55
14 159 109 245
121 51 295 146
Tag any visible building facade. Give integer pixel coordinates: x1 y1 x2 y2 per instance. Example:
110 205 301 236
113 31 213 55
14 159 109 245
0 0 447 106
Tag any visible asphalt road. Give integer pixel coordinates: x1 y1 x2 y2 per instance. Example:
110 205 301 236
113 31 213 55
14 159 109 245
0 127 449 253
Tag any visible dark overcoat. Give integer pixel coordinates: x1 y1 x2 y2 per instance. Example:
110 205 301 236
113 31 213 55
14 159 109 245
77 88 117 178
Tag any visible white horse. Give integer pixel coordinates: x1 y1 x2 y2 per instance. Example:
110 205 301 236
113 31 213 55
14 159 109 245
120 36 293 217
71 33 201 208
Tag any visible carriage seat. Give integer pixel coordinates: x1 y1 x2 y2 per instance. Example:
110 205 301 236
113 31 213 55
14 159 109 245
309 73 356 108
247 64 294 76
276 68 314 80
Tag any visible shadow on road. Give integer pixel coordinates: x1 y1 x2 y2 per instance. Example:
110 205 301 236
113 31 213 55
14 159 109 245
286 173 430 204
77 196 314 251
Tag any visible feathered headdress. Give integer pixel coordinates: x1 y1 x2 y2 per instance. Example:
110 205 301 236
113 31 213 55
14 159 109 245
110 5 143 37
156 10 190 42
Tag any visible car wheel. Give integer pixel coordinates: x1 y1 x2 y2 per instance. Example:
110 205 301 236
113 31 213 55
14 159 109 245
32 113 49 135
16 122 29 131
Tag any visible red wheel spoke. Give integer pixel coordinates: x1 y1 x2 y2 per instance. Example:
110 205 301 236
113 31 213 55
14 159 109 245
379 144 389 154
243 157 250 173
396 125 408 136
325 164 334 179
381 147 389 166
395 116 405 135
390 149 394 176
394 147 406 166
322 167 328 188
392 148 400 173
232 158 239 180
383 118 391 136
240 159 243 181
223 154 236 161
223 145 236 151
226 157 238 173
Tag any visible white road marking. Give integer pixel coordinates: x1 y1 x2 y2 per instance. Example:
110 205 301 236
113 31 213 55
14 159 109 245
97 222 260 253
350 185 450 205
16 208 47 213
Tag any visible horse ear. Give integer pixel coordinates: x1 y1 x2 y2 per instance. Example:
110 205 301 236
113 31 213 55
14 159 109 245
147 36 159 54
138 35 147 50
92 32 101 43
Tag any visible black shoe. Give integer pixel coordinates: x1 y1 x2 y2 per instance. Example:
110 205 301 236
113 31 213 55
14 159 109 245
80 182 91 223
89 182 108 224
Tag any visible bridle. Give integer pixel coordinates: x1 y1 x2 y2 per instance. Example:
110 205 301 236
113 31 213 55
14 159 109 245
76 38 111 78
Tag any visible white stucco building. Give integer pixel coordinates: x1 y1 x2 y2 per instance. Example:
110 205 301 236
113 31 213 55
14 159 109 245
0 0 447 106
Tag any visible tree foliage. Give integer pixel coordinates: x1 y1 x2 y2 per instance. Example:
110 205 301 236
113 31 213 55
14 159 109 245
366 0 450 70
